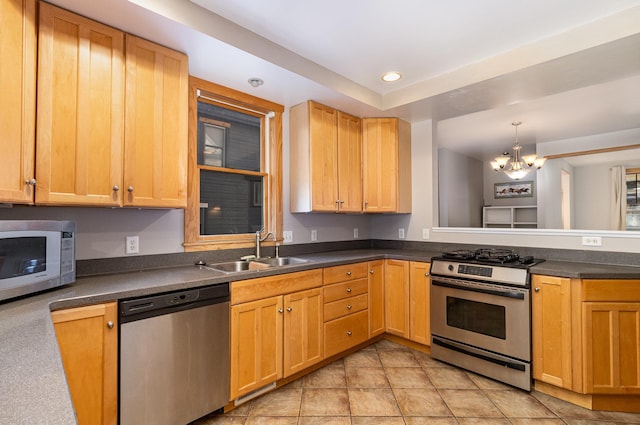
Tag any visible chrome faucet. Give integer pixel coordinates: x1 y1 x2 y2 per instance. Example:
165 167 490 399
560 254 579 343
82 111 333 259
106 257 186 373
255 230 275 259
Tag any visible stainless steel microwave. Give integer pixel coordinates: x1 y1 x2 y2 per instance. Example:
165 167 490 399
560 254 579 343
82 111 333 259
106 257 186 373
0 220 75 302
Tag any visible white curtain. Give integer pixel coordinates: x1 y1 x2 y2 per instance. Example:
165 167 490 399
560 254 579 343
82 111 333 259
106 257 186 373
610 166 627 230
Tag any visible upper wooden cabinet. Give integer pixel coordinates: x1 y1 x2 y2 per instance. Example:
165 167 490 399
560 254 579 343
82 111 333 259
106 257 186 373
36 2 125 206
34 4 188 208
123 35 188 208
290 101 362 213
0 0 37 204
362 118 412 213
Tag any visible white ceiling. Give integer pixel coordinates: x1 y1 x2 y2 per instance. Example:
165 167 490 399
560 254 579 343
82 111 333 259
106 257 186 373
50 0 640 161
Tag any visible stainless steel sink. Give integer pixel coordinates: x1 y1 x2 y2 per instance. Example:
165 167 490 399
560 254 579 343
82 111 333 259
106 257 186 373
206 261 254 273
253 257 308 267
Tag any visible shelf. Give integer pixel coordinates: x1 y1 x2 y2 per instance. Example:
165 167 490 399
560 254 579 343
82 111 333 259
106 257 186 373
483 206 537 229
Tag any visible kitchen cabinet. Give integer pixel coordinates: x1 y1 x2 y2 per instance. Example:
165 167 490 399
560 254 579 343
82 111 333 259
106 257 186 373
368 260 385 337
124 35 188 208
230 295 283 400
290 101 362 213
409 261 431 345
0 0 36 204
323 263 370 357
532 275 574 390
362 118 412 213
36 2 125 206
51 302 117 425
384 259 410 337
230 270 323 399
35 4 188 208
532 275 640 412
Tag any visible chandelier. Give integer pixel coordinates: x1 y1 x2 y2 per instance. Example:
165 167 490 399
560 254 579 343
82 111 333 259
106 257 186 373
490 121 546 180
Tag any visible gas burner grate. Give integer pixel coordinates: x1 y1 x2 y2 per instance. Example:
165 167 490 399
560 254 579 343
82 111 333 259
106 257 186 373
474 248 520 263
441 249 477 260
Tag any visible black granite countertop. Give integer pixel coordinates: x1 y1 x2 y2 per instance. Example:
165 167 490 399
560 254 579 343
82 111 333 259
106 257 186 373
1 248 639 424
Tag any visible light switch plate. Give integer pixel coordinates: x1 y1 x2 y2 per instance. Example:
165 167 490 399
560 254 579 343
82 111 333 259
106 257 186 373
398 228 405 239
311 229 317 241
422 228 430 239
353 228 359 239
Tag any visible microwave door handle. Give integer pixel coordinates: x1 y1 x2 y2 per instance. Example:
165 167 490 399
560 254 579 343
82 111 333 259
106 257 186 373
432 280 525 300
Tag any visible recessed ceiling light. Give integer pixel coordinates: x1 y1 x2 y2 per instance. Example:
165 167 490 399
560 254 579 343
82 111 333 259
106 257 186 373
248 78 264 87
381 71 402 82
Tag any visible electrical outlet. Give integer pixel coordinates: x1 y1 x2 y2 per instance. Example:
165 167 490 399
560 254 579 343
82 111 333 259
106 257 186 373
582 236 602 246
353 228 359 239
311 229 317 241
126 236 139 254
398 228 405 239
283 231 293 243
422 228 430 240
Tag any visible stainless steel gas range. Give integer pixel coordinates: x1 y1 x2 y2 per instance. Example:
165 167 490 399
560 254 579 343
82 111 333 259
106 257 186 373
430 248 544 391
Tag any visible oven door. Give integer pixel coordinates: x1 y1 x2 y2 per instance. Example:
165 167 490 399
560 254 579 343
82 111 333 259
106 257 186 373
431 276 530 362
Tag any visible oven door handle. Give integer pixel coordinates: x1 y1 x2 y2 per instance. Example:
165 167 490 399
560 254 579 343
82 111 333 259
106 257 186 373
432 280 525 300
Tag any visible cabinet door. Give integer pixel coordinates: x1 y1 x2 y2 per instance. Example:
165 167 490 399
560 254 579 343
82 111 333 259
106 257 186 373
309 102 338 211
283 288 323 377
583 302 640 394
532 275 573 389
409 261 431 345
336 111 362 212
0 0 36 204
230 296 283 400
362 118 397 212
368 260 385 337
36 3 124 206
51 302 117 425
384 259 409 337
124 35 188 208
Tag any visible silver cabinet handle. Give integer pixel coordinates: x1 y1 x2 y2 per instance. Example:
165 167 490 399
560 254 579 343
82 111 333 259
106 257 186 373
127 186 134 192
370 270 374 274
113 185 119 192
286 307 292 312
346 331 352 336
534 287 540 292
346 288 352 293
25 179 36 186
346 305 352 310
106 321 114 329
425 272 430 276
278 308 284 313
346 271 352 276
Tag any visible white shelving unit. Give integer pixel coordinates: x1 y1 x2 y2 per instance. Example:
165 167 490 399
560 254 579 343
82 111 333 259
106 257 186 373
483 206 538 228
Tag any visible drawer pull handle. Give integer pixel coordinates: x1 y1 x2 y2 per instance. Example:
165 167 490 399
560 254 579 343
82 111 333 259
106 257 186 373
278 308 284 313
346 331 352 336
425 272 430 276
127 186 134 192
112 185 119 192
25 179 37 186
106 321 114 329
346 288 352 293
287 307 293 312
370 270 374 274
346 271 352 276
534 287 540 292
346 305 352 310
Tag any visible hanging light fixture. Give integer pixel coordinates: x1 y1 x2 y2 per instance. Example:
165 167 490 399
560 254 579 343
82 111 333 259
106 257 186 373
490 121 546 180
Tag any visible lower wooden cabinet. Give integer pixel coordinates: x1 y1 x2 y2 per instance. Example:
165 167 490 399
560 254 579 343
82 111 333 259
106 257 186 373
51 302 117 425
368 260 385 337
229 270 324 400
323 263 370 357
532 274 574 390
409 261 431 345
384 259 409 337
230 296 283 400
533 275 640 401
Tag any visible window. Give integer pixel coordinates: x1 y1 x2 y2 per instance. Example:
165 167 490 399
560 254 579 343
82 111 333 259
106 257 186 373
184 77 283 251
626 168 640 231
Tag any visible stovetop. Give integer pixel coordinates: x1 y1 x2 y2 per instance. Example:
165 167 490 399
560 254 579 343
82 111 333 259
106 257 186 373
430 249 545 287
436 248 544 269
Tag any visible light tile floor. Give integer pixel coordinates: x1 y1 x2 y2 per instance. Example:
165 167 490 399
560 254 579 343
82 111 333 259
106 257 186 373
193 339 640 425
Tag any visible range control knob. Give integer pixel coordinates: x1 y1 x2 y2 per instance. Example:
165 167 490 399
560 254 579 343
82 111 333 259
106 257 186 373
448 264 454 271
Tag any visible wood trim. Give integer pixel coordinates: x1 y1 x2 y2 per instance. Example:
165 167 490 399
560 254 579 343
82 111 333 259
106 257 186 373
544 144 640 160
184 76 284 251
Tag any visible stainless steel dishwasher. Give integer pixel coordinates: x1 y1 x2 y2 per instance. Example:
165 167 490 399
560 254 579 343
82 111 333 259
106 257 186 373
119 283 229 425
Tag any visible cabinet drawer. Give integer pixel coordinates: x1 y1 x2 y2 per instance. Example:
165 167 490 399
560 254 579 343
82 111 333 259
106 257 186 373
324 310 368 358
323 278 368 303
324 293 368 322
232 270 322 305
323 263 368 285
